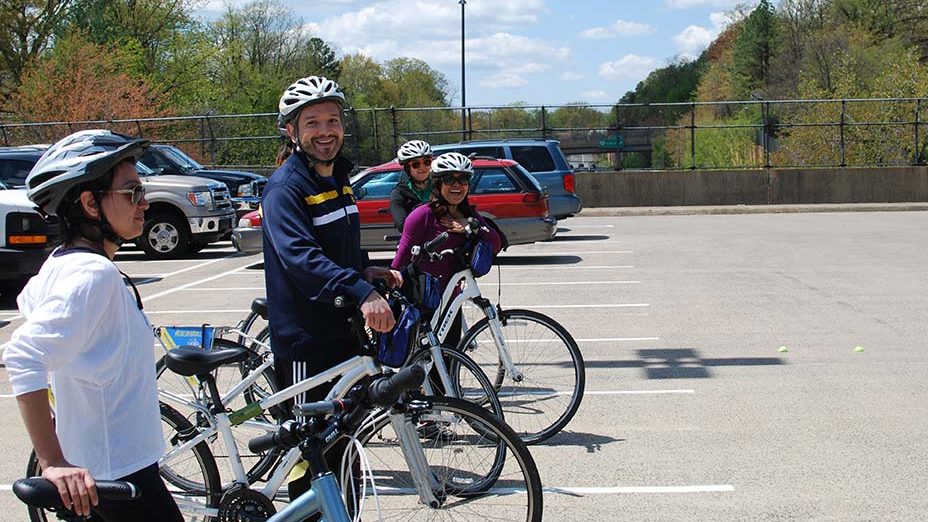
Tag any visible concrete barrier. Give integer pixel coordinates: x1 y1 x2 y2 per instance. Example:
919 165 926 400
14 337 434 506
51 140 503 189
575 166 928 207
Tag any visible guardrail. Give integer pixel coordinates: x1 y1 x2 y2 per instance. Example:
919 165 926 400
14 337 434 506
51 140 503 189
1 97 925 170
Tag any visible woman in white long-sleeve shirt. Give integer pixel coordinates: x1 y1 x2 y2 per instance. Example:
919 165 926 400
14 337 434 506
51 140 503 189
2 130 182 521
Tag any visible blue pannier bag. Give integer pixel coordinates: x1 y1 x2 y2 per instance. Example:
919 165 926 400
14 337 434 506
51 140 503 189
416 272 442 312
468 238 495 278
379 303 420 367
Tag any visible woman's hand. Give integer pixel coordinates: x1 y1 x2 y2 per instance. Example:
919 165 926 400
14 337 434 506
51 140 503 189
41 462 98 517
440 217 467 234
362 266 403 288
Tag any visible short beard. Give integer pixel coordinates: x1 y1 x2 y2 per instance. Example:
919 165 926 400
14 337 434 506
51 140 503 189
297 135 343 167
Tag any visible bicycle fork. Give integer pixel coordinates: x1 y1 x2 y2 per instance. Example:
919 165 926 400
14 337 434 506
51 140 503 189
389 411 443 508
474 298 523 382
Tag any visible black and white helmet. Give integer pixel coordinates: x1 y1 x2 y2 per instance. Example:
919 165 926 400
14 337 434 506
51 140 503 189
278 76 346 124
396 140 432 164
431 152 473 175
26 130 149 216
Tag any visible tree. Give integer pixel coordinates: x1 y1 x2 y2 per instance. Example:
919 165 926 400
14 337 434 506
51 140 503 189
10 32 165 131
731 0 779 98
0 0 73 107
339 53 383 108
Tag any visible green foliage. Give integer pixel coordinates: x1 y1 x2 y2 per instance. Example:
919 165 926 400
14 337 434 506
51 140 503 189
731 0 778 98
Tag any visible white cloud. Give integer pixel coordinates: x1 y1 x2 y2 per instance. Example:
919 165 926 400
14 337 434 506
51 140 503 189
673 24 716 54
480 72 529 88
613 20 654 36
579 19 653 39
581 90 610 101
579 27 614 40
560 71 585 81
598 54 659 81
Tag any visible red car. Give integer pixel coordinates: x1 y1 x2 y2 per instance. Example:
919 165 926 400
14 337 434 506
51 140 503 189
231 157 557 254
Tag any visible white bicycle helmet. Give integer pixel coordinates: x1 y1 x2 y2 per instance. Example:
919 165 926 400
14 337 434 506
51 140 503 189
278 76 346 124
396 140 432 164
431 152 473 176
26 130 149 216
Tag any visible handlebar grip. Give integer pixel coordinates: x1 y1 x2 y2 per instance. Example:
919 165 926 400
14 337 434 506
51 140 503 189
13 478 140 510
292 401 337 418
368 365 425 407
422 232 450 255
248 432 280 454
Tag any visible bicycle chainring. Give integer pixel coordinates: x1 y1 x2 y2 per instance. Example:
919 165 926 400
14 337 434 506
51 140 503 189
217 487 277 522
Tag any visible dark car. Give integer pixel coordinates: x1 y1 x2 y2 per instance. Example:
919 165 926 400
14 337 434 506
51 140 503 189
0 145 46 188
231 156 557 254
431 139 583 219
139 144 266 216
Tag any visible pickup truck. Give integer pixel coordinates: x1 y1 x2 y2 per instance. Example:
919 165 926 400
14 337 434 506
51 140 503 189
0 180 57 297
0 145 237 260
139 144 265 216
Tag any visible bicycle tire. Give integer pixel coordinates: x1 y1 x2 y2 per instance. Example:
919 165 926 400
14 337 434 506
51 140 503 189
408 345 505 421
155 338 284 485
159 401 222 521
457 308 585 444
24 403 222 522
345 395 543 521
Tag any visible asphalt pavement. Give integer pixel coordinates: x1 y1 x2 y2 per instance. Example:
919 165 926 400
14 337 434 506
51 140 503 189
0 209 926 521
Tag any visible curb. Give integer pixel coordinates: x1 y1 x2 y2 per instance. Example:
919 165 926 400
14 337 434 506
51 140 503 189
578 203 928 217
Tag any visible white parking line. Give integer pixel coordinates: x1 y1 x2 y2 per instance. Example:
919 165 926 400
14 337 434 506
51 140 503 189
543 240 623 245
481 281 640 286
142 262 260 303
510 303 649 309
583 390 695 395
545 485 734 495
497 265 634 270
575 337 659 342
559 225 615 229
509 250 633 255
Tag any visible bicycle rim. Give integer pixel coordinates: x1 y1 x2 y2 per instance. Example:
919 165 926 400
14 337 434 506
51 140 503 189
458 308 586 444
409 345 504 420
349 396 543 521
160 402 222 521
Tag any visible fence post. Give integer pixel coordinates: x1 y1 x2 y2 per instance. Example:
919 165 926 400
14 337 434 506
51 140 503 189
762 101 771 169
390 106 399 157
0 123 7 147
915 99 922 166
371 109 380 165
839 99 846 167
540 106 547 139
135 120 143 138
205 112 216 166
690 102 696 170
467 108 473 140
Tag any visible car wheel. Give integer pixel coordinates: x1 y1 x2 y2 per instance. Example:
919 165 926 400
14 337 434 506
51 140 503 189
139 213 190 259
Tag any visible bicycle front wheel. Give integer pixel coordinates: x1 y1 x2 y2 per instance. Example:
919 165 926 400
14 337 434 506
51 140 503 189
346 395 543 522
408 345 504 420
458 308 585 444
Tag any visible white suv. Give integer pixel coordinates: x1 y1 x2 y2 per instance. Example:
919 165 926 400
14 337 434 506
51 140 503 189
0 180 56 297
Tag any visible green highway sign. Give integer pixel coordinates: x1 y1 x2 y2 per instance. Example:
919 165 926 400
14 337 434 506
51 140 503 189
598 134 624 149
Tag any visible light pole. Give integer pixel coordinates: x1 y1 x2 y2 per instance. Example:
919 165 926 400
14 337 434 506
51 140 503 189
460 0 466 139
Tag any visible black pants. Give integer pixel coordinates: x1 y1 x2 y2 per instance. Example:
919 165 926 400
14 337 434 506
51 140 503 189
90 464 183 522
274 357 358 502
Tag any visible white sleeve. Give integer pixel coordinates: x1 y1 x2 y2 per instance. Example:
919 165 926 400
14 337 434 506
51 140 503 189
2 265 116 396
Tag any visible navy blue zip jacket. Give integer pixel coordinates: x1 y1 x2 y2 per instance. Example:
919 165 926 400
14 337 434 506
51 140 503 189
262 151 375 363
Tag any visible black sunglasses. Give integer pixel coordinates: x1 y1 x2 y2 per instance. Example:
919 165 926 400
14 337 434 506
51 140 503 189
438 173 471 186
107 185 146 206
408 158 432 169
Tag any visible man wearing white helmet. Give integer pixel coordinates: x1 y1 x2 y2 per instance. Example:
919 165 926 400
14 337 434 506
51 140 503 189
389 139 433 232
262 76 402 497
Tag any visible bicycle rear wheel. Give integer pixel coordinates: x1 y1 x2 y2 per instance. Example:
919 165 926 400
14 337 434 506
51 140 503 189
346 396 543 521
408 345 504 420
458 308 585 444
159 402 222 521
156 338 283 485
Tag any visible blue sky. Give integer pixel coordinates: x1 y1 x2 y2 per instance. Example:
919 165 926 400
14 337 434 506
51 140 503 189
200 0 756 107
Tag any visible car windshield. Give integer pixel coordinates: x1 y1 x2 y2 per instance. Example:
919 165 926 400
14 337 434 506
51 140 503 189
135 161 156 176
0 157 37 188
353 170 403 199
0 179 8 190
161 147 204 170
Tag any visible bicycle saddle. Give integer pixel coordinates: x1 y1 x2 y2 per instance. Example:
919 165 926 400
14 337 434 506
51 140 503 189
165 345 250 376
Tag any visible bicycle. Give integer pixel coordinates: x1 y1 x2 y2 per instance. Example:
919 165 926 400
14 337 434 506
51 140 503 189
151 296 530 520
419 220 586 444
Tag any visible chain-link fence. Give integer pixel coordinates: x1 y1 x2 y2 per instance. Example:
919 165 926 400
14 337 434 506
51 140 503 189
2 97 926 171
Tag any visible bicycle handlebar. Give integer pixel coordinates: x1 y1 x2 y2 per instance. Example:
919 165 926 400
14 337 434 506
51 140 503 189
367 364 425 407
13 478 140 511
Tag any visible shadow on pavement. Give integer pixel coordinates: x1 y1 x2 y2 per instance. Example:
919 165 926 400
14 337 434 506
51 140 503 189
551 234 611 242
533 430 624 452
583 347 785 379
496 255 583 266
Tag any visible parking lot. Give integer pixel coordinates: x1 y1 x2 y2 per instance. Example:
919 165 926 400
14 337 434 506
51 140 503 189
1 210 927 521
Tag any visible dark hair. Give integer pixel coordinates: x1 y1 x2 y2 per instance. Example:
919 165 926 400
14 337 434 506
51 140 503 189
276 139 293 167
55 171 115 247
427 175 478 219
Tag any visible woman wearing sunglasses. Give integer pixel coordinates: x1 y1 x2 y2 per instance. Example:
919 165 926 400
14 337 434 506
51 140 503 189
391 152 502 346
389 139 434 232
3 130 183 521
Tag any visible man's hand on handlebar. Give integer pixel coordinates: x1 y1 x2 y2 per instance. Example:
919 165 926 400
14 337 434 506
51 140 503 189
362 266 403 288
360 291 396 333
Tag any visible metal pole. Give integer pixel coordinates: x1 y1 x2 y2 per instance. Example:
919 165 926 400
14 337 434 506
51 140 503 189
460 0 467 140
0 123 8 147
371 109 380 164
839 99 846 167
390 106 399 156
540 106 547 139
915 99 922 166
467 108 473 140
762 101 770 169
690 102 696 170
